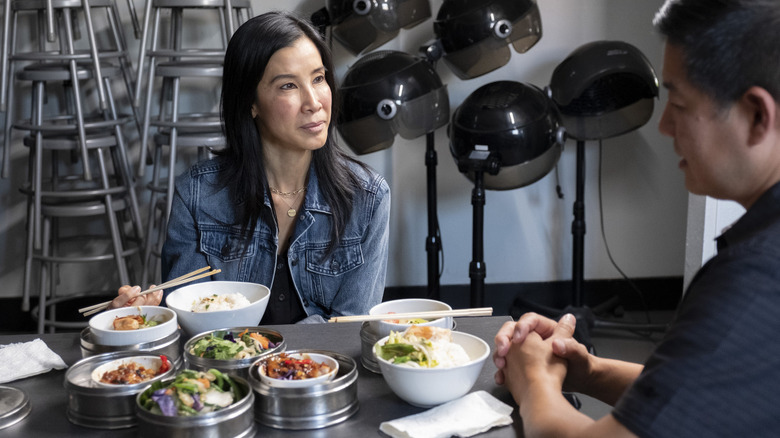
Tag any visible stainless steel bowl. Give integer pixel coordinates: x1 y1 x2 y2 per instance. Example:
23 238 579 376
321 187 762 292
183 327 285 380
135 374 256 438
249 349 359 430
80 327 183 368
64 351 177 429
360 322 382 374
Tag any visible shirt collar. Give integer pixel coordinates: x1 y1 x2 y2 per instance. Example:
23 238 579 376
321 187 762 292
716 181 780 251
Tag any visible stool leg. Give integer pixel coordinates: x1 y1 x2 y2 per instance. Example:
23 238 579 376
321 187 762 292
81 0 109 111
0 0 11 112
138 7 162 177
37 216 52 334
165 76 181 223
104 78 144 243
133 0 153 109
96 146 130 285
22 193 35 312
62 8 92 181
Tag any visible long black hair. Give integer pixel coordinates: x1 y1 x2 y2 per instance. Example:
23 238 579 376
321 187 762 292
217 11 364 254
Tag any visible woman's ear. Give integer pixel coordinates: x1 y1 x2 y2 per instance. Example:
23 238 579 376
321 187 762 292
251 104 259 119
743 86 777 146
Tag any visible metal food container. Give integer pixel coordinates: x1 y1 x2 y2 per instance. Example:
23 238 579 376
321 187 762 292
183 327 285 380
249 349 359 430
360 322 381 374
135 374 256 438
64 351 177 429
80 327 182 368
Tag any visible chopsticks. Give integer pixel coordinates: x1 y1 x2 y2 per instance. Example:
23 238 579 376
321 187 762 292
327 307 493 323
78 266 221 317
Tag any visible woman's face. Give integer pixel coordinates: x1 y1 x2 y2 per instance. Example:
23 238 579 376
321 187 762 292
251 36 332 154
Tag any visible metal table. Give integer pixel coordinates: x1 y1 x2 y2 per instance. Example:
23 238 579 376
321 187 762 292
0 316 524 437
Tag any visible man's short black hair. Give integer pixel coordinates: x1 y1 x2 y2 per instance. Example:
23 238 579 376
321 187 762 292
654 0 780 106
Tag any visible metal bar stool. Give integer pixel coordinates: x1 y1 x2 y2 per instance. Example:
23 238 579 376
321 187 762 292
139 61 224 286
21 131 144 333
1 0 140 179
16 61 143 314
134 0 251 175
141 128 222 284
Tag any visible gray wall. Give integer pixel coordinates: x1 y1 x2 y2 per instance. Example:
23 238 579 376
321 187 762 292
0 0 685 299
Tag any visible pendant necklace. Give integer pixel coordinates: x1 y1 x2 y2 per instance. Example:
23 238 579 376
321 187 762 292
270 186 306 218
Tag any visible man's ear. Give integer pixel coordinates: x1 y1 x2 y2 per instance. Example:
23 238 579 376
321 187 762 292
743 86 777 146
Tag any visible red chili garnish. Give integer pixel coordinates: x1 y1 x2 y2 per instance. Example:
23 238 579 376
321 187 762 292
159 355 170 374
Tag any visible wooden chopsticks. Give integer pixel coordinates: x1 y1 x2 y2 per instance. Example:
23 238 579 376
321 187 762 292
78 266 221 317
328 307 493 323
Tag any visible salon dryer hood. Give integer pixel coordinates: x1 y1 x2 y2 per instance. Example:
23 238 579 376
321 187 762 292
433 0 542 80
549 40 659 141
327 0 432 55
449 81 564 190
338 50 449 155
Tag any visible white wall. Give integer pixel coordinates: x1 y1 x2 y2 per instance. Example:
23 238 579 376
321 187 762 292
0 0 687 298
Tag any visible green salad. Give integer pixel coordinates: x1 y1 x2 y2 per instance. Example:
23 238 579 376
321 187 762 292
139 369 244 417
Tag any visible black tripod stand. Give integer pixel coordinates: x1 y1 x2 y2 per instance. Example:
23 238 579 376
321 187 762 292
514 139 668 351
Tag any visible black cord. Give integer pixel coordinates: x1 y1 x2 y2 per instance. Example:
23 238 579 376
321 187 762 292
597 140 652 325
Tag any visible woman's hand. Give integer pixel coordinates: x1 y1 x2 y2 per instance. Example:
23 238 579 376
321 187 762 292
108 285 163 309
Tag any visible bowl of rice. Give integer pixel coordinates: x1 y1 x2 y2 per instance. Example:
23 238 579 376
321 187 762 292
165 281 270 336
373 326 490 407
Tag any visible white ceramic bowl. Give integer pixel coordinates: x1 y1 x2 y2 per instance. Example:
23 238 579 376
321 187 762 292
373 331 490 407
90 355 170 387
89 306 178 346
256 352 339 388
369 299 452 338
165 281 270 336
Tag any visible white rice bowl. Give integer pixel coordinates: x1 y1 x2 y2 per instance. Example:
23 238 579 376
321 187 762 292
165 281 270 336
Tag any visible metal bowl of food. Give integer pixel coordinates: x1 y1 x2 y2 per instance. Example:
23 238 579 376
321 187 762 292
79 326 182 368
249 350 359 430
136 369 256 438
64 351 177 429
183 327 285 380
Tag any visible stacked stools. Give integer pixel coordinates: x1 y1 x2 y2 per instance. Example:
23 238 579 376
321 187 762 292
2 0 143 333
136 0 251 285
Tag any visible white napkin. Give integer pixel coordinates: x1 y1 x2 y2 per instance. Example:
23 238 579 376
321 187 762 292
379 391 514 438
0 338 68 383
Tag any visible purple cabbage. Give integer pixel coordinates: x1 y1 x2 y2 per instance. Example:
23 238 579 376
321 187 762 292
192 393 203 411
224 332 236 343
152 389 177 417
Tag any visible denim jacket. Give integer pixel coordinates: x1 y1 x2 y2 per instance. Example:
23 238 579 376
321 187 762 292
161 157 390 321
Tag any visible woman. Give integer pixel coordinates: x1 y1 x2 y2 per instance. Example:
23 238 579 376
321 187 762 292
112 12 391 324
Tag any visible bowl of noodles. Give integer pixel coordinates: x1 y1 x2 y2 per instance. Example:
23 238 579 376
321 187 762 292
369 299 453 338
165 281 270 336
183 327 286 380
373 326 489 407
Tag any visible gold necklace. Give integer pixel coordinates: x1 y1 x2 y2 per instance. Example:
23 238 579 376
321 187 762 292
269 186 306 197
270 187 306 218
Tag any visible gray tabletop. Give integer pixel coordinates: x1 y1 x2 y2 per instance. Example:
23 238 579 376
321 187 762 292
0 316 523 437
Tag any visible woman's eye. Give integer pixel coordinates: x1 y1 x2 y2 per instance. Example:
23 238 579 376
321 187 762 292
280 82 296 90
313 75 325 84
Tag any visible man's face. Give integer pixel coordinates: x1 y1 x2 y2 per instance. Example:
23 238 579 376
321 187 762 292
658 43 750 200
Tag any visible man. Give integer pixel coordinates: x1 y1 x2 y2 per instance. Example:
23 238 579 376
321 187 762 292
494 0 780 436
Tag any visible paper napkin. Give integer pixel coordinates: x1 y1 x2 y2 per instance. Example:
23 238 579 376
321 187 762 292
379 390 514 438
0 338 67 383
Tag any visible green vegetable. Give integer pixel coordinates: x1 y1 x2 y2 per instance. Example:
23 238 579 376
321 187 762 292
190 334 244 360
